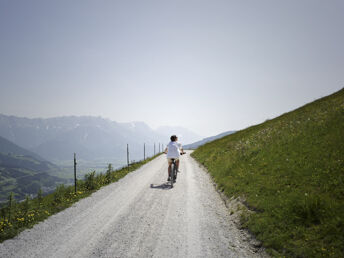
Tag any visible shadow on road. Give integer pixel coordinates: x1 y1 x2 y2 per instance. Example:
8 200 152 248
150 183 172 190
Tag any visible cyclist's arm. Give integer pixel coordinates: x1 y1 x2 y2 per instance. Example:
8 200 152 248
179 144 186 154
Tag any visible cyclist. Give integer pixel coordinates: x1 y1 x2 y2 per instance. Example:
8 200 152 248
164 135 185 181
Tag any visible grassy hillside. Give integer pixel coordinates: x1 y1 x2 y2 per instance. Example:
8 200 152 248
0 135 65 202
192 88 344 257
0 153 66 202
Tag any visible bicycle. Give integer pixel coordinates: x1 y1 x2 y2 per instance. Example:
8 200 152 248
170 158 177 188
168 152 185 188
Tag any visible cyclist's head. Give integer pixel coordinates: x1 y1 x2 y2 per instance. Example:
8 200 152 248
170 135 177 142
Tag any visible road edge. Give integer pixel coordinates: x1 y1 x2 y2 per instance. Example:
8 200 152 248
188 152 270 257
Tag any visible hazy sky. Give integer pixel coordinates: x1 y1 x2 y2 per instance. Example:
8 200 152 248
1 0 343 137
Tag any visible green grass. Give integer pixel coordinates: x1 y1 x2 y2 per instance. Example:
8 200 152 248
0 154 161 242
192 88 344 257
0 153 66 202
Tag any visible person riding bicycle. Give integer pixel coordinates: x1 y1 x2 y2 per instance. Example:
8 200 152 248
164 135 185 181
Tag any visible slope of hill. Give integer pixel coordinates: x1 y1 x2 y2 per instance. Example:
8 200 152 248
191 88 344 257
0 136 46 162
0 137 65 202
0 153 66 202
184 130 236 149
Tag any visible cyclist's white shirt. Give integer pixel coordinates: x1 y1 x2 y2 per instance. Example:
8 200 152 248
166 141 182 159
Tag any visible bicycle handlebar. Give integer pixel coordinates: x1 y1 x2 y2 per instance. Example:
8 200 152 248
163 151 186 155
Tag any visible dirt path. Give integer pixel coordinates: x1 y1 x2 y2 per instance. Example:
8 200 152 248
0 151 267 258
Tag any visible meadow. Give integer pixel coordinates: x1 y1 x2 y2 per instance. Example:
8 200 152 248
192 88 344 257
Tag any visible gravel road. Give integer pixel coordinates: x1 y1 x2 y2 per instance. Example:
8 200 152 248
0 151 267 258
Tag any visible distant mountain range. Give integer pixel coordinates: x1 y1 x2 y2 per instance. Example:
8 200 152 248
184 131 236 149
0 114 202 164
0 136 66 202
0 114 203 201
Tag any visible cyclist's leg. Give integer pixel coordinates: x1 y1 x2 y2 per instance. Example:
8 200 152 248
167 159 172 180
176 159 180 172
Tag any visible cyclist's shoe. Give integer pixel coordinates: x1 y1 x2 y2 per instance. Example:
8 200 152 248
173 175 176 180
167 177 171 181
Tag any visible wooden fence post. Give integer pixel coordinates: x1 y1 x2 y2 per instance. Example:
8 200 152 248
127 144 129 171
8 192 13 221
74 153 77 193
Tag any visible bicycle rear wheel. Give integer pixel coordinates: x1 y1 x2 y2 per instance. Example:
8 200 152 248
170 162 174 188
173 162 177 181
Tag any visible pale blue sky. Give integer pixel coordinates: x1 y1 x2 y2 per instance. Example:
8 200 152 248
1 0 343 136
